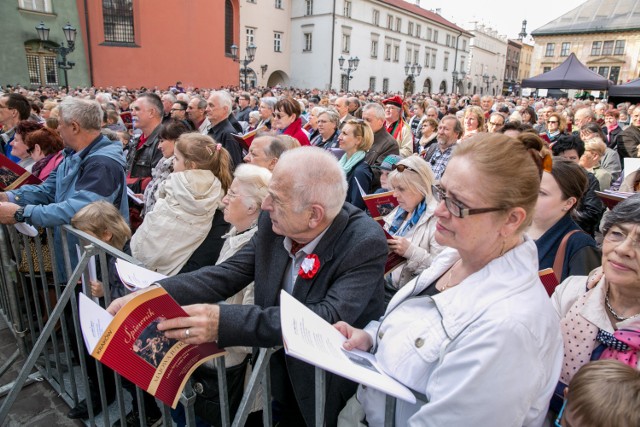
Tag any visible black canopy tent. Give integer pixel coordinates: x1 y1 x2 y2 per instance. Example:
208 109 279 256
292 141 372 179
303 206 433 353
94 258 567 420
608 78 640 104
522 53 613 90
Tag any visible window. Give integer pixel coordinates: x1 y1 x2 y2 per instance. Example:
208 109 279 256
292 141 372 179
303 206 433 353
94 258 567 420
274 32 282 52
384 43 391 61
414 49 419 64
426 28 432 40
19 0 52 13
543 66 551 73
462 39 467 51
433 30 438 43
26 53 58 85
431 50 436 69
602 40 614 55
387 14 393 29
416 24 421 38
614 40 625 55
393 45 400 62
598 66 609 77
408 22 414 36
406 47 412 63
382 78 389 93
589 66 597 72
369 77 376 91
224 0 233 53
305 0 312 15
343 1 351 17
544 43 555 57
372 9 379 26
424 50 430 68
371 40 378 58
396 17 401 32
591 41 602 56
103 0 136 44
246 27 255 46
443 53 449 71
342 34 350 53
560 42 570 56
610 66 621 83
446 34 450 46
303 32 312 52
275 0 282 8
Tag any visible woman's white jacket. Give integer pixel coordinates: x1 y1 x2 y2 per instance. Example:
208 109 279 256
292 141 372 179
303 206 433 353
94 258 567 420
131 169 224 276
358 238 563 427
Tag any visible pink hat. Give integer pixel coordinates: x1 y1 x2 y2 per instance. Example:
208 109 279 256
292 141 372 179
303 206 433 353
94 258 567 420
382 95 404 108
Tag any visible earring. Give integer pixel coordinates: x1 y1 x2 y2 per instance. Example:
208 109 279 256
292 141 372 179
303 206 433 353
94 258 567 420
499 240 507 257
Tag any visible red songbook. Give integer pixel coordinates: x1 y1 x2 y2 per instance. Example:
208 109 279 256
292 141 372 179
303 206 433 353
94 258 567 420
595 190 633 210
383 228 407 274
0 154 42 190
120 111 133 130
539 268 559 297
362 191 399 226
80 287 225 408
231 126 266 151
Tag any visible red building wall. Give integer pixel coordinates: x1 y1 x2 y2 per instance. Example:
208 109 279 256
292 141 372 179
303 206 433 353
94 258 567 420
76 0 239 89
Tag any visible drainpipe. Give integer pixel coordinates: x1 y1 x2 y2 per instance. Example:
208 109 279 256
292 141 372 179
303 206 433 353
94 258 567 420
453 30 462 92
329 0 336 90
83 0 94 86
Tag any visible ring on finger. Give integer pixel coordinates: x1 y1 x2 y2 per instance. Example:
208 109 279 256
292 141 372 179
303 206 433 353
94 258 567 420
185 328 190 338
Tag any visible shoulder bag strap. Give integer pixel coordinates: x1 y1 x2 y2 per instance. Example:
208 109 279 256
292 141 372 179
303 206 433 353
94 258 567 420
552 229 582 283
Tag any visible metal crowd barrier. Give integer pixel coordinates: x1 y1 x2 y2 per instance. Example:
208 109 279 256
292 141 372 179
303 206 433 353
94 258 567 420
0 222 413 427
0 224 275 426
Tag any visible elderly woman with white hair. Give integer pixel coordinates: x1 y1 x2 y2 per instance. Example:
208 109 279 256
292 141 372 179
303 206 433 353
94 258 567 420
172 163 272 427
257 96 277 130
383 156 443 295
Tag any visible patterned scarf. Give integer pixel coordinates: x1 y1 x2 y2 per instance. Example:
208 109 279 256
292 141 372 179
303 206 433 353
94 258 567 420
386 119 405 141
387 199 427 237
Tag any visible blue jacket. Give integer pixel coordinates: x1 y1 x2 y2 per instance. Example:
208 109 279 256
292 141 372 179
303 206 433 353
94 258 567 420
11 135 129 280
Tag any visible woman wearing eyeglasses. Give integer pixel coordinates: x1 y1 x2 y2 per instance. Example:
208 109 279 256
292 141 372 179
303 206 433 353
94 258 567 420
528 156 600 289
543 112 567 145
272 97 310 146
335 133 562 426
382 156 443 298
338 119 373 210
550 194 640 415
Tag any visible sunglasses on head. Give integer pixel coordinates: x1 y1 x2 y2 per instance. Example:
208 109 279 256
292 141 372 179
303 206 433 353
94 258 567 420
391 164 416 173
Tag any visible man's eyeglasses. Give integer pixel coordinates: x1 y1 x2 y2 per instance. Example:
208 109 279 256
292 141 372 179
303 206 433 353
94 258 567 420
488 121 503 126
432 184 504 218
391 164 416 173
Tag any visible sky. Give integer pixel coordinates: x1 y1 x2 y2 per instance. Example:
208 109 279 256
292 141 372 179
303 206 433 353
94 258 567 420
429 0 587 40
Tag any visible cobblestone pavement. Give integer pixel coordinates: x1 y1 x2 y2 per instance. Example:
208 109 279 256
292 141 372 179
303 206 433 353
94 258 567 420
0 318 82 427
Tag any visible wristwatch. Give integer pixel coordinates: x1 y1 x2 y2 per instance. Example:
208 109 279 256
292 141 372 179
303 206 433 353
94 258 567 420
14 207 25 223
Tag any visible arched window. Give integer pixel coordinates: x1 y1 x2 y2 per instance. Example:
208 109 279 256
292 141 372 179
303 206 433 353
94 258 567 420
225 0 233 54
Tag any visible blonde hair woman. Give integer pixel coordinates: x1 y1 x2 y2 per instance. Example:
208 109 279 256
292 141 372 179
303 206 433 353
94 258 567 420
461 105 485 140
383 155 443 294
337 119 374 209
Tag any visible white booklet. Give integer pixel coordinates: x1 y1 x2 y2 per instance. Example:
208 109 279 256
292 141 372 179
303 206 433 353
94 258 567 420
115 258 167 291
127 187 144 205
78 292 114 353
280 291 416 403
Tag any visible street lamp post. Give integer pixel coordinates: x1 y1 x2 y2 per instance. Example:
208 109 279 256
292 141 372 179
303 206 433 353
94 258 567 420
451 70 459 94
338 56 359 91
404 62 422 93
482 73 490 95
230 43 257 91
35 21 77 91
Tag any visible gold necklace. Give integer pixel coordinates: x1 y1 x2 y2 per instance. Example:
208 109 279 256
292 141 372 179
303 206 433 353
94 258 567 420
440 259 462 291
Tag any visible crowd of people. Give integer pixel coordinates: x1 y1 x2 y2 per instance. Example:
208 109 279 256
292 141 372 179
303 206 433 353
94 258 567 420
1 82 640 426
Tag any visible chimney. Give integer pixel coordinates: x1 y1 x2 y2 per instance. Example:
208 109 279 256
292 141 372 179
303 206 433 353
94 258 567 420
435 8 441 15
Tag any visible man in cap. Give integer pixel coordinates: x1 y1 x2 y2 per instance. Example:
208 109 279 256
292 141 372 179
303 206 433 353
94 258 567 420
382 95 412 157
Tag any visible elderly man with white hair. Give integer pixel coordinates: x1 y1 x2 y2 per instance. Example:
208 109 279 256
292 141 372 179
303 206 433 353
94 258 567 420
206 90 244 167
108 146 387 427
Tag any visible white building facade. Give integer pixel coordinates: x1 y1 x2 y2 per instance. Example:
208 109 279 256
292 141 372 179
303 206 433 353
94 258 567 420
465 23 508 97
288 0 472 94
239 0 292 88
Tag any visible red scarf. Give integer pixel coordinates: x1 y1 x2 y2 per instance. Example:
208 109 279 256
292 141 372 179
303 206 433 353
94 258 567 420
386 120 405 141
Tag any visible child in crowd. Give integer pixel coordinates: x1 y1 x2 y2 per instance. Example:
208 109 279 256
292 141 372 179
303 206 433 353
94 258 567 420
556 360 640 427
374 154 402 194
69 201 162 424
71 200 131 301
